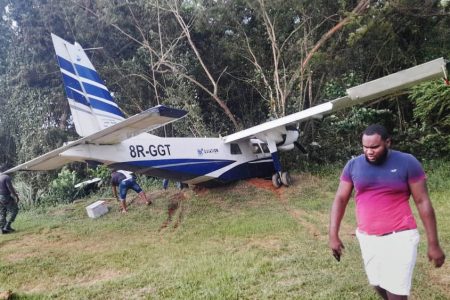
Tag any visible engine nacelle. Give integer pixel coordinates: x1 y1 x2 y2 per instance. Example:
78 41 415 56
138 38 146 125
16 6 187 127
276 126 299 150
278 144 295 151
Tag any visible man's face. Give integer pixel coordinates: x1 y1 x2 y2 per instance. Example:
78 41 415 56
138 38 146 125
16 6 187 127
362 133 391 164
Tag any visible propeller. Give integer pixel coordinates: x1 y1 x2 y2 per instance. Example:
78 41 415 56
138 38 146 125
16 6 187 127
294 141 308 154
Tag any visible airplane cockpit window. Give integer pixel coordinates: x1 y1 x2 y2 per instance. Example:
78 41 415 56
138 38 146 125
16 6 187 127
252 143 262 154
230 143 242 155
260 143 270 153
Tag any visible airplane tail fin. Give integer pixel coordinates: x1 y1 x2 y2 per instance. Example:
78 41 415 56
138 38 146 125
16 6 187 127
51 33 125 137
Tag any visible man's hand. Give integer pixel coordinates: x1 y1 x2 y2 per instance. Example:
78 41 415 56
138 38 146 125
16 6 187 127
428 245 445 268
329 236 345 262
329 181 353 262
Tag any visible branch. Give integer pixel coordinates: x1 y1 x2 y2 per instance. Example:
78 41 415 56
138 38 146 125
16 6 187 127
169 1 240 129
163 61 241 130
242 31 274 110
257 0 284 116
286 0 371 102
301 0 370 72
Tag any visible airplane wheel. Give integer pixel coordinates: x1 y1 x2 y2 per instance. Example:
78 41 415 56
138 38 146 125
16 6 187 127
272 173 282 188
281 171 291 186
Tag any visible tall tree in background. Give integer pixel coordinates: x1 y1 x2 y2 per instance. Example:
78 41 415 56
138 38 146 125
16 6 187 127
0 0 15 164
242 0 370 118
0 0 87 196
75 0 218 136
0 0 449 198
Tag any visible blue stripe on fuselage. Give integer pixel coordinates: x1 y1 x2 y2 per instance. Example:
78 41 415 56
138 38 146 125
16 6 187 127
127 158 234 175
110 157 274 185
109 159 235 182
217 158 274 181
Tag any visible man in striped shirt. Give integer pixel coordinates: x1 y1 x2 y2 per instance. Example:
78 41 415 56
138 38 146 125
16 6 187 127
329 124 445 299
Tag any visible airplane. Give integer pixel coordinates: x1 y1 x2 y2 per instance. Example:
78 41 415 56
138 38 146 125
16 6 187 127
5 33 449 188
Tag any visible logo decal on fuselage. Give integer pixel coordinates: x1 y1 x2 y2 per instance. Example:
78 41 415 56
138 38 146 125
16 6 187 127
197 148 219 156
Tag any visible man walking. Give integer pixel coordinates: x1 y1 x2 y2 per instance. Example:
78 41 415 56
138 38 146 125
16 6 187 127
329 124 445 299
111 170 151 213
0 165 19 234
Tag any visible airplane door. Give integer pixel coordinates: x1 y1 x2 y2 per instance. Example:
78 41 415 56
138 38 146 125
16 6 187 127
251 143 264 159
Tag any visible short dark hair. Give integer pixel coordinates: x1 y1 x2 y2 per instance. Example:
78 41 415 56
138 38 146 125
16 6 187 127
363 124 390 141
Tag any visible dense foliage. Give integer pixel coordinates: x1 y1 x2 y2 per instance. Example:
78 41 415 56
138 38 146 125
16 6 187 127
0 0 449 205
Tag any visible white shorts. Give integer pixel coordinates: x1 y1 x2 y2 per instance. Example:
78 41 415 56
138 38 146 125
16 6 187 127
355 229 420 296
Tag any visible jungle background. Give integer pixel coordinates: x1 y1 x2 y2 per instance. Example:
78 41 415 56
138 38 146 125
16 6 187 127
0 0 450 207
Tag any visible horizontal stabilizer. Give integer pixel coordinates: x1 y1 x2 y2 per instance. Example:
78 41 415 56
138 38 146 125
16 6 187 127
5 142 83 173
5 105 187 172
223 57 447 144
80 105 187 145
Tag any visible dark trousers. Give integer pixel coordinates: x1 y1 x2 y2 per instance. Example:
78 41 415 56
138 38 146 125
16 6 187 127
0 195 19 228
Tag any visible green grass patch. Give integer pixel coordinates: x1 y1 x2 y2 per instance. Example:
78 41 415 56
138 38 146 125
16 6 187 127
1 163 449 299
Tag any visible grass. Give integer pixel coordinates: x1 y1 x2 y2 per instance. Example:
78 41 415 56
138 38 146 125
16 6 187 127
0 162 449 299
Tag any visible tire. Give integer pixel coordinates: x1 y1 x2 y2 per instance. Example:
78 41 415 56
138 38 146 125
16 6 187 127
272 173 282 188
281 171 292 186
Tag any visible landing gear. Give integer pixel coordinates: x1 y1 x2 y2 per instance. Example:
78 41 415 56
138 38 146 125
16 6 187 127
267 141 292 188
272 173 282 188
272 171 291 188
281 171 291 186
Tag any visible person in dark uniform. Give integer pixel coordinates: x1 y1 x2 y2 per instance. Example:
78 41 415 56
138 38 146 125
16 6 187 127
0 165 19 234
111 170 151 213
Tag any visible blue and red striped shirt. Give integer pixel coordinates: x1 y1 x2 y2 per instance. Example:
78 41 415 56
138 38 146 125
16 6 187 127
341 150 425 235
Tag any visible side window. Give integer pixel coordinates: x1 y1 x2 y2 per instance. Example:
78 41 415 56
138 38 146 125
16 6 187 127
251 143 262 154
230 143 242 155
260 143 270 153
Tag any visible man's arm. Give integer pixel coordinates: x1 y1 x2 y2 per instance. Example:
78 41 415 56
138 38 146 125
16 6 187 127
410 179 445 268
6 178 19 202
112 185 118 200
329 180 353 261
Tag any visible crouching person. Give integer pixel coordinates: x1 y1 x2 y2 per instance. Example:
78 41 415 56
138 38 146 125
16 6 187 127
111 170 151 213
0 165 19 234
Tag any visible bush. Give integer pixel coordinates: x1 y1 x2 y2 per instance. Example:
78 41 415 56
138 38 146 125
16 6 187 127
302 107 397 164
14 180 45 210
40 167 83 205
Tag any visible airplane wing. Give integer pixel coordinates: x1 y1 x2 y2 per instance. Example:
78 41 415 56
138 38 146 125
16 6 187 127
5 105 187 173
223 57 448 144
222 101 335 144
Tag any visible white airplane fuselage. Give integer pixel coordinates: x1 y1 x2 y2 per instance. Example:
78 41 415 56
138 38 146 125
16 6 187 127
61 133 274 186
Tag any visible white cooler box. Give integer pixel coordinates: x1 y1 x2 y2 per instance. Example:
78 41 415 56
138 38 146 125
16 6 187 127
86 200 109 218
